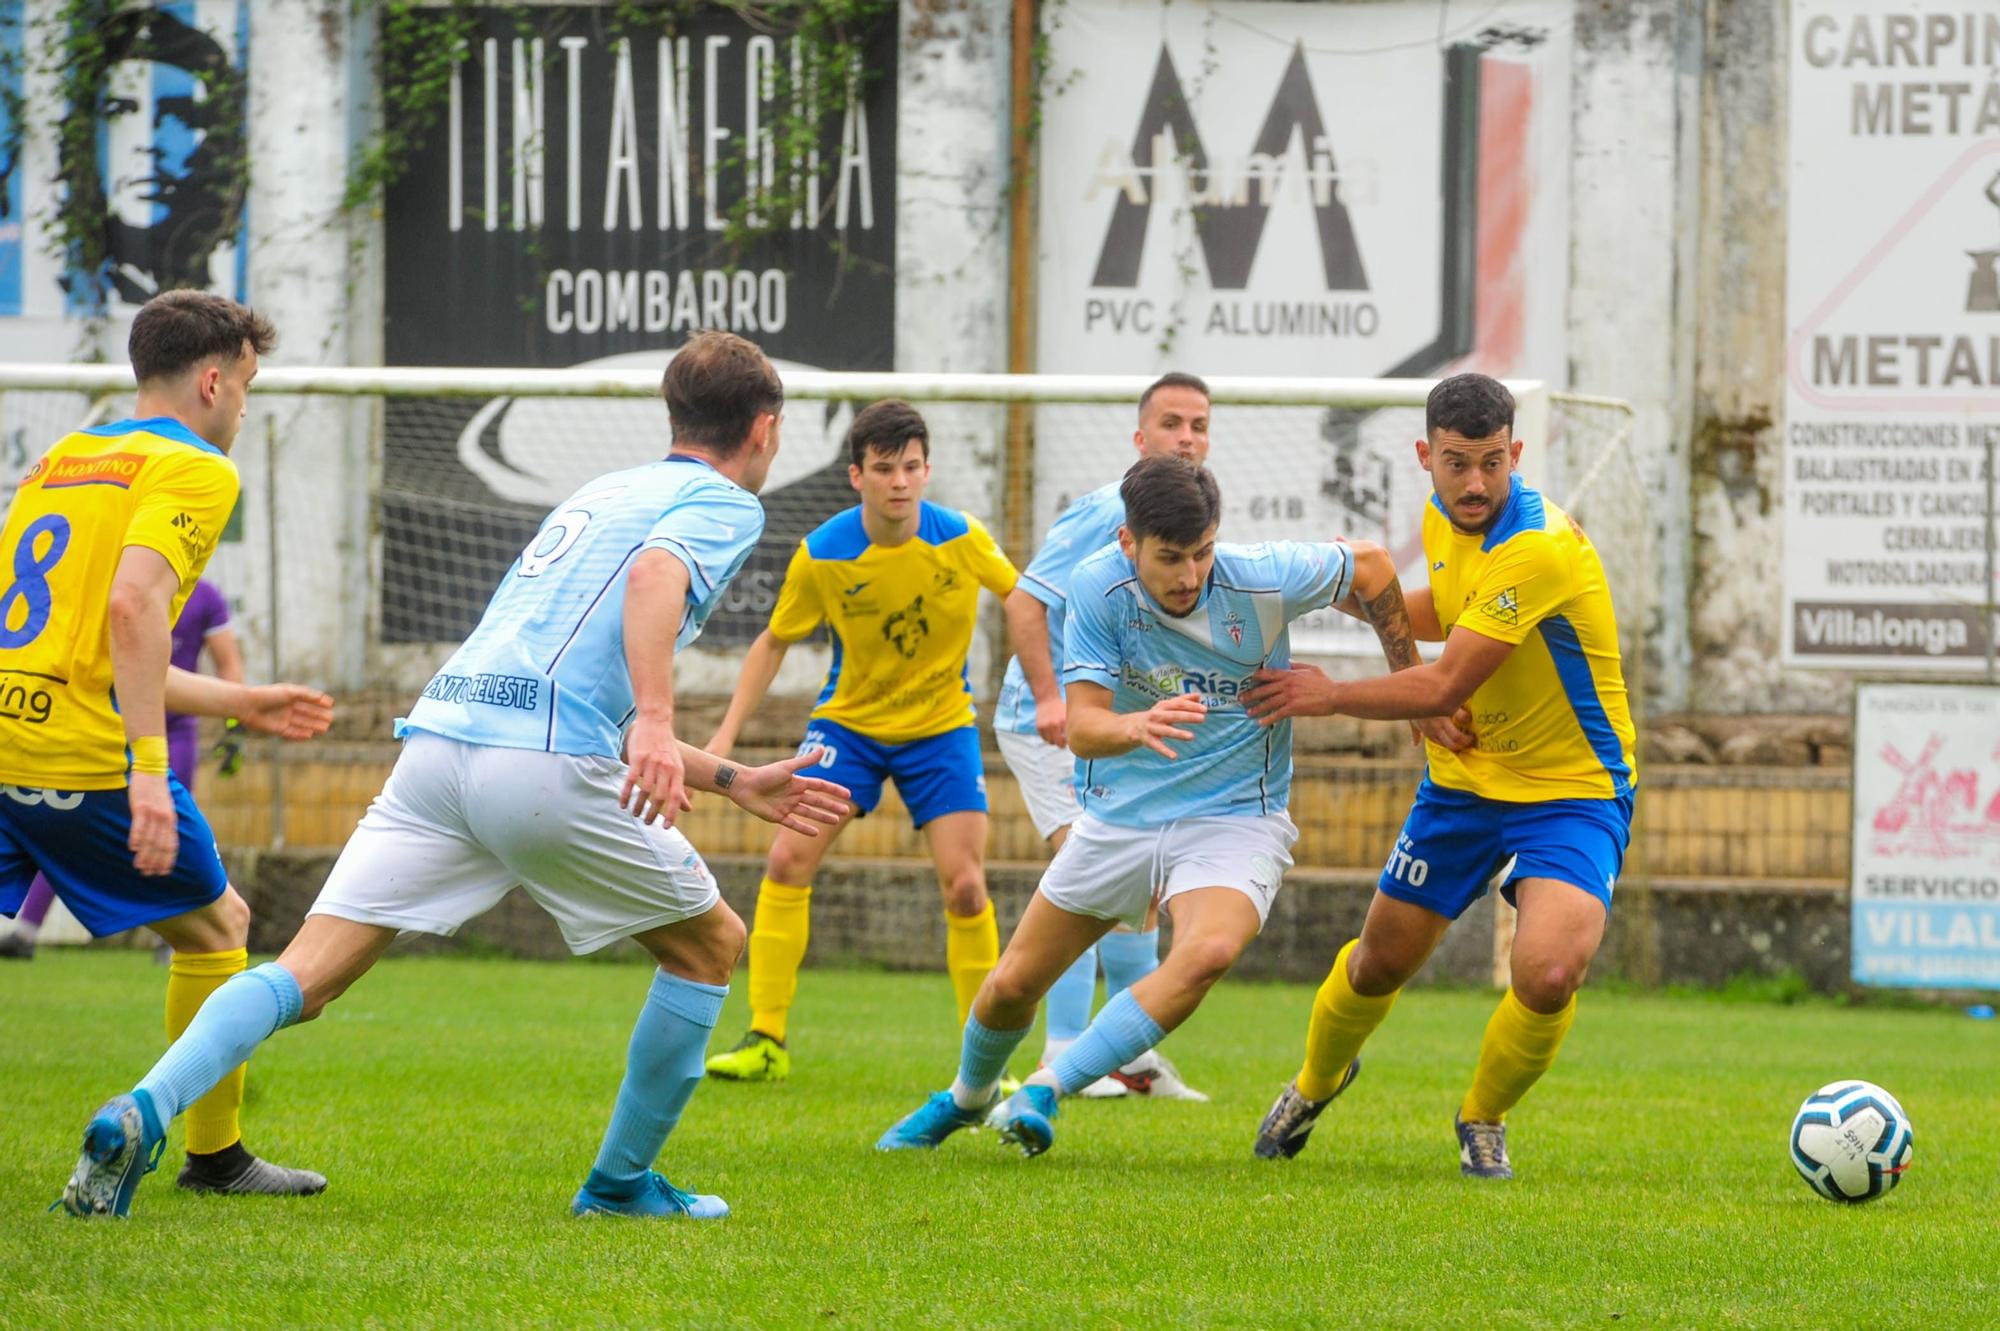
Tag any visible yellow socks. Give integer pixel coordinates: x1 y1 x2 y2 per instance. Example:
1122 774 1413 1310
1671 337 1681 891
166 947 249 1154
1460 987 1577 1123
1298 939 1399 1100
747 879 811 1042
944 903 999 1030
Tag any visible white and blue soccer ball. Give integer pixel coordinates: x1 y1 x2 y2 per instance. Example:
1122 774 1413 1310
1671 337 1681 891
1789 1080 1913 1204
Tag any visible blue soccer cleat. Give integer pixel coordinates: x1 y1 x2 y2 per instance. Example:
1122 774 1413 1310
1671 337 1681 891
875 1090 989 1151
59 1094 164 1218
989 1083 1060 1158
571 1169 729 1220
1455 1112 1514 1180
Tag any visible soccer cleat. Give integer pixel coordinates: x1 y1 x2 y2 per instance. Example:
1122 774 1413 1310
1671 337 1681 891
988 1084 1060 1158
1077 1072 1129 1099
704 1030 789 1082
177 1149 328 1197
875 1090 990 1151
1110 1050 1208 1101
1253 1059 1361 1161
59 1094 164 1218
1455 1113 1513 1179
0 932 35 960
572 1169 729 1220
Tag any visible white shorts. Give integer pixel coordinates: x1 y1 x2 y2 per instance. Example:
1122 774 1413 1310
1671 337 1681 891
995 728 1082 842
1036 810 1299 931
309 732 722 955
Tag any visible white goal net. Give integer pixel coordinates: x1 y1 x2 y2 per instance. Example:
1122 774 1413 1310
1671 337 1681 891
0 365 1639 704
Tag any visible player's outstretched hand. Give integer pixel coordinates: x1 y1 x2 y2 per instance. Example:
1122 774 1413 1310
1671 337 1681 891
237 684 335 741
126 771 178 876
1243 664 1340 725
1411 708 1476 752
1034 696 1068 749
723 749 853 836
1129 694 1207 759
622 715 693 826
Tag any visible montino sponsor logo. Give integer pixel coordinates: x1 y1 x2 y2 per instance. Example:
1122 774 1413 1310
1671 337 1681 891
41 452 147 489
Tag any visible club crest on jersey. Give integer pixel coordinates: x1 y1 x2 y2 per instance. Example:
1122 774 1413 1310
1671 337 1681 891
882 595 930 659
1480 586 1520 627
1223 609 1245 647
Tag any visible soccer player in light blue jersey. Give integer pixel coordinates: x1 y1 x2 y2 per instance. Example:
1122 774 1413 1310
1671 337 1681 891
878 456 1427 1158
61 332 853 1221
994 372 1213 1101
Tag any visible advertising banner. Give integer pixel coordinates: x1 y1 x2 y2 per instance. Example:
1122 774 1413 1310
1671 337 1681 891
1784 3 2000 669
380 5 896 647
1033 0 1570 654
1852 683 2000 988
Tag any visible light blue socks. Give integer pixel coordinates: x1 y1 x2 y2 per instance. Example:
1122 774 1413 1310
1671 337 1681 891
949 1012 1032 1110
1099 929 1160 999
585 970 728 1197
1042 945 1098 1051
1046 990 1165 1096
134 961 303 1134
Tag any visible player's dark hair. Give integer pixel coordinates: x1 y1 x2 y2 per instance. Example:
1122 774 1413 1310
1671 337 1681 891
1425 372 1514 441
127 290 276 383
1121 455 1221 547
661 331 785 454
845 398 930 468
1138 371 1210 421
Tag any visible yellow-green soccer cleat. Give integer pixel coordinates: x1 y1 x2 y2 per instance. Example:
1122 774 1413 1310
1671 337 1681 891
704 1030 789 1082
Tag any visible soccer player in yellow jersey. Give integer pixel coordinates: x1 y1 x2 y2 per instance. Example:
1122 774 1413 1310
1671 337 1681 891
704 399 1017 1081
1 290 334 1203
1242 373 1637 1180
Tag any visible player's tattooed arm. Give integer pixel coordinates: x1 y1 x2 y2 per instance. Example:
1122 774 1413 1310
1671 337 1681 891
713 764 737 790
1360 577 1421 673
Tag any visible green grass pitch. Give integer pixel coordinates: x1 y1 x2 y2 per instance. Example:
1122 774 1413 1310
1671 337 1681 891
3 951 1996 1329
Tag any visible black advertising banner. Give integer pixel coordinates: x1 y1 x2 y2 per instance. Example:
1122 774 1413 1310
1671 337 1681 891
380 4 897 646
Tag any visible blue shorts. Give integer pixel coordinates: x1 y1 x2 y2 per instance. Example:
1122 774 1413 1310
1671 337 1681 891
796 719 987 827
0 777 229 936
1378 778 1632 920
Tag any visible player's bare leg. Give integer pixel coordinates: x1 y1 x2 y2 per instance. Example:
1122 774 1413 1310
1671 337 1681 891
1259 891 1452 1161
1456 878 1605 1179
922 810 998 1030
707 808 853 1081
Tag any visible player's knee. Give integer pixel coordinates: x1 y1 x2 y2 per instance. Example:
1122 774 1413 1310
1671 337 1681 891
1175 934 1244 990
710 909 749 970
1514 958 1586 1011
1345 945 1414 997
765 842 816 886
938 868 987 916
221 890 252 941
982 957 1039 1012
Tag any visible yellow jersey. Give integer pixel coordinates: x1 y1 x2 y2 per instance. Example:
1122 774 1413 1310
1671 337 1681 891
0 417 239 789
1422 477 1636 803
769 502 1017 743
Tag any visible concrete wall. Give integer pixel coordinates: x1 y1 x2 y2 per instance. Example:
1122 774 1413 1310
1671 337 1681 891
220 848 1858 992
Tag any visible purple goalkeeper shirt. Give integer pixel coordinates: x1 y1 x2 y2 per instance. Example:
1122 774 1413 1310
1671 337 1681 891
167 579 230 729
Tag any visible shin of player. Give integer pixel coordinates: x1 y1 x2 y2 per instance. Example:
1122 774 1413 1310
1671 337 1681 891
1245 373 1636 1179
995 373 1215 1100
704 400 1018 1082
879 456 1422 1158
60 332 852 1221
1 292 335 1203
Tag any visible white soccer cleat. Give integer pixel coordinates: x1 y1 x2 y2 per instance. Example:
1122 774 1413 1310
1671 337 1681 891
1111 1050 1209 1102
1076 1073 1129 1099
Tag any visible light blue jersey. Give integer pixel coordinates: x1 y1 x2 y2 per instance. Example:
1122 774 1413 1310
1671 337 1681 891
400 455 764 758
1060 540 1354 827
995 481 1125 734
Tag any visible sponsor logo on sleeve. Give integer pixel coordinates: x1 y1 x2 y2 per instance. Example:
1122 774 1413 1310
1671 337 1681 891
1479 587 1520 627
